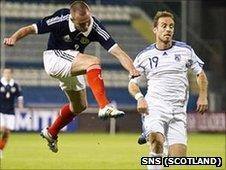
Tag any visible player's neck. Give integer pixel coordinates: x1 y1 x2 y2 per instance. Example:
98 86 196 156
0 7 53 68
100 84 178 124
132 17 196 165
3 77 10 82
155 41 172 50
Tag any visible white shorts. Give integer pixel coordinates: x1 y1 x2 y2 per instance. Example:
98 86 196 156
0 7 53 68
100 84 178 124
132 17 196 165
43 50 86 91
0 113 15 130
143 98 187 146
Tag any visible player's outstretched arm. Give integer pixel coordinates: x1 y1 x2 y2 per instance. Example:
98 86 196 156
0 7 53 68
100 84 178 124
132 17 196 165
109 45 140 78
128 81 148 114
4 25 36 46
196 70 208 114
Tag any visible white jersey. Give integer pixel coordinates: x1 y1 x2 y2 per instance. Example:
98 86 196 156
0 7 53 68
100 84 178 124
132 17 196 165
131 41 204 107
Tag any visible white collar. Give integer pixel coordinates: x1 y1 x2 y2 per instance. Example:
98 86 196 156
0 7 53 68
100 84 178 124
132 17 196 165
1 77 15 86
68 14 94 37
82 16 94 37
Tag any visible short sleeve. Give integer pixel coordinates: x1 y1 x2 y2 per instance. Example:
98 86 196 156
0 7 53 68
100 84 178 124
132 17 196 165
33 15 58 34
190 49 204 75
92 18 116 52
129 54 146 85
33 9 69 34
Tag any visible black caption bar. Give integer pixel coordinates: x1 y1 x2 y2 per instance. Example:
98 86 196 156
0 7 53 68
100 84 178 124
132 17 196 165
141 157 222 167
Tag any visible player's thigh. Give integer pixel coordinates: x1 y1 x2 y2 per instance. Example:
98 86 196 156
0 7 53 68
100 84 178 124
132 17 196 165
167 117 187 156
0 113 5 130
149 132 165 143
6 114 15 130
71 53 101 76
43 50 77 78
143 111 167 144
64 89 88 114
0 113 15 131
169 143 187 157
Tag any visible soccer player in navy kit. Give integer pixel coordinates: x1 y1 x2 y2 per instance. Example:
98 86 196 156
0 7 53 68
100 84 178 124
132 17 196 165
0 68 24 158
4 1 140 153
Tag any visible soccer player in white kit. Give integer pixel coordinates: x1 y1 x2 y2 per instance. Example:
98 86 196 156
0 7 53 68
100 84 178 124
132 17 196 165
128 11 208 170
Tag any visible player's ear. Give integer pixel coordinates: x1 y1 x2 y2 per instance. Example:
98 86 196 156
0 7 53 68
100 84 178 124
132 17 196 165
153 27 157 34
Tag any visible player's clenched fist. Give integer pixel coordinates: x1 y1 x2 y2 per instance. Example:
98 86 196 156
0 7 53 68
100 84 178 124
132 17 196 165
3 37 16 46
129 69 140 79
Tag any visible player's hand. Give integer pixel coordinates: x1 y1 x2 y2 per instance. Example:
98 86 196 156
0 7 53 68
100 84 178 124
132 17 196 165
17 107 26 113
137 98 148 114
129 69 140 79
18 102 24 109
17 102 25 112
3 37 16 46
196 96 208 114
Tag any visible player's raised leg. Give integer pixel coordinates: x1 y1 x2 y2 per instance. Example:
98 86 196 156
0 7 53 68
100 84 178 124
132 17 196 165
71 53 125 118
41 89 87 153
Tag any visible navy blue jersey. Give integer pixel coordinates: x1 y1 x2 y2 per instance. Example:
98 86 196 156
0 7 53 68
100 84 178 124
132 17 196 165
0 78 23 115
33 8 116 52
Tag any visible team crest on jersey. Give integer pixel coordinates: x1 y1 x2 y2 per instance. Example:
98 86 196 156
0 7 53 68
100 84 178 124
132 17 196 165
0 86 5 92
11 87 16 93
63 35 72 42
80 37 90 44
186 59 193 68
174 54 181 62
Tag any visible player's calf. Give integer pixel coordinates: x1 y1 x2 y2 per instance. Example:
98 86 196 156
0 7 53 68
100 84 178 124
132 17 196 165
149 132 165 153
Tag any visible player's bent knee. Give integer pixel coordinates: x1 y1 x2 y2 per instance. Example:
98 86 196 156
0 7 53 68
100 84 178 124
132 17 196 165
90 56 101 66
72 104 87 114
77 104 87 113
149 132 165 153
150 133 164 144
169 143 187 157
0 127 10 133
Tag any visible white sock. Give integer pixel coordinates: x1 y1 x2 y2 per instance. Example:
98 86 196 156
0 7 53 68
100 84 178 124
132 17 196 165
163 141 169 157
147 152 163 170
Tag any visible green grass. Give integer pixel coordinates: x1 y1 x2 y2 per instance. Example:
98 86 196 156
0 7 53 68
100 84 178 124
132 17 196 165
0 133 225 170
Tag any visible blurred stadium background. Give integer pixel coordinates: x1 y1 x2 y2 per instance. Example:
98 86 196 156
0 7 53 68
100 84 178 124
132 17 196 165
0 0 225 169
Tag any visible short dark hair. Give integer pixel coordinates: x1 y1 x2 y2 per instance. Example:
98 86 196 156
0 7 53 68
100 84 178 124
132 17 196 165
153 11 175 27
1 68 13 73
70 1 90 15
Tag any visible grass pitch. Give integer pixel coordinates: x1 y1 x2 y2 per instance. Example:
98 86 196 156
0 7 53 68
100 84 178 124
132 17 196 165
0 132 225 170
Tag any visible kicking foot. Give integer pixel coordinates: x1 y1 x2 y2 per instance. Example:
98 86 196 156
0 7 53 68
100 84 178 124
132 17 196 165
98 105 125 119
40 127 58 153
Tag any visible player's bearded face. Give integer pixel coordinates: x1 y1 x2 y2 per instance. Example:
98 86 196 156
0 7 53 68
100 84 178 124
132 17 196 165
71 11 91 32
155 17 174 43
